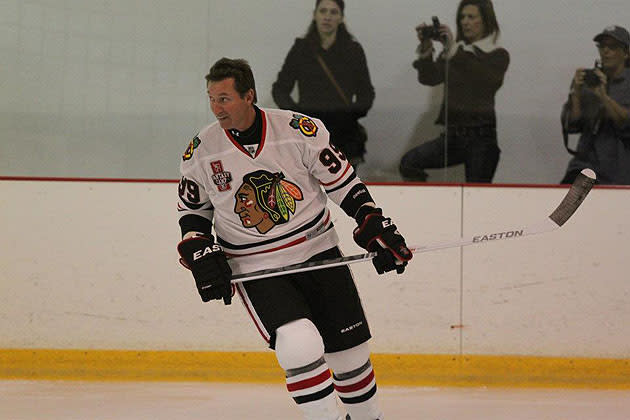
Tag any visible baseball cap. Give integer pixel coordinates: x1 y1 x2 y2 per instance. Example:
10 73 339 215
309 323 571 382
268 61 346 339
593 25 630 48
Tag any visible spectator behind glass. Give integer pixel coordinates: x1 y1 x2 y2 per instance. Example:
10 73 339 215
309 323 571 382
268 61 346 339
560 25 630 185
272 0 375 167
399 0 509 183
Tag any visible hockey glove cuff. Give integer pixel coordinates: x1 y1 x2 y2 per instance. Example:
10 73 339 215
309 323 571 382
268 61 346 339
353 207 413 274
177 235 233 304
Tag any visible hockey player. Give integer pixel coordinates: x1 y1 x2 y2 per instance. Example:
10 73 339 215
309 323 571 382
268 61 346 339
177 57 412 420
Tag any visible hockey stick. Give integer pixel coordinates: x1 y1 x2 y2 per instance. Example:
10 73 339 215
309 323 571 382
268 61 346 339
230 169 596 284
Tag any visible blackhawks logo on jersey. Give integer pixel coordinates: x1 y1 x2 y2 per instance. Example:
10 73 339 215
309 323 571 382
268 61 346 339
182 136 201 161
234 170 304 234
289 114 318 137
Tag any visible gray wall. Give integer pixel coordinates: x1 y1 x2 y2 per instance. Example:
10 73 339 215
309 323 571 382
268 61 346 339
1 0 629 182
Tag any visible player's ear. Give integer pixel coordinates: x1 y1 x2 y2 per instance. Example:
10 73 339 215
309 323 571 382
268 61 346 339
245 88 255 104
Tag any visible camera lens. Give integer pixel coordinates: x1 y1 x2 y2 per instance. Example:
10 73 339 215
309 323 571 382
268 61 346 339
583 70 600 87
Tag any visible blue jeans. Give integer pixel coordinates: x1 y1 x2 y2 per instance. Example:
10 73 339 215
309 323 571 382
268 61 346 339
399 127 501 183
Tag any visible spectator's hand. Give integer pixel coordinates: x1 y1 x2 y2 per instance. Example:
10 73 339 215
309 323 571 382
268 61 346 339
573 68 586 88
438 24 454 50
415 24 433 53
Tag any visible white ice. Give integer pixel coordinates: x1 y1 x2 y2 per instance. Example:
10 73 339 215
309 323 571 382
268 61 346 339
1 380 628 420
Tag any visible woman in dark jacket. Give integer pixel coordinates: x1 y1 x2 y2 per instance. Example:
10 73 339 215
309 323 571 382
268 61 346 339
272 0 375 166
400 0 509 182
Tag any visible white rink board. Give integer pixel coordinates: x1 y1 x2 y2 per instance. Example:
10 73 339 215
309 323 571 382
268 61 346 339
335 186 463 354
0 181 628 358
461 187 630 358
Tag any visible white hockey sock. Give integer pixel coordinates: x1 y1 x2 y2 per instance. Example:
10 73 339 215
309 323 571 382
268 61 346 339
285 356 341 420
326 343 383 420
333 359 382 419
276 318 342 420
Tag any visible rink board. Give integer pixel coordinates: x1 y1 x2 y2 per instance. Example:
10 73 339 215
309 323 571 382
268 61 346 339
1 180 629 388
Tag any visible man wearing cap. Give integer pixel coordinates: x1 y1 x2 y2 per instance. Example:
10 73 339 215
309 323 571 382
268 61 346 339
560 25 630 185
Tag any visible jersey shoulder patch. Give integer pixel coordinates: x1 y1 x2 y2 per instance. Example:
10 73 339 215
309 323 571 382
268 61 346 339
289 113 318 138
182 136 201 161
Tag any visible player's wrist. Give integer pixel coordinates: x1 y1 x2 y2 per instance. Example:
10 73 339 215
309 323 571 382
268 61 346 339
182 231 207 240
339 183 375 220
354 205 380 226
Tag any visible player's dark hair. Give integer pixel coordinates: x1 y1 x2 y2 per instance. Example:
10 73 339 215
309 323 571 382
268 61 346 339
205 58 257 103
305 0 355 47
455 0 501 43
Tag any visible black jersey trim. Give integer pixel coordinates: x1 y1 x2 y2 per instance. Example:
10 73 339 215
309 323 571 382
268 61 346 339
217 208 327 250
339 183 374 219
178 214 213 237
324 172 357 194
224 108 267 159
178 199 207 211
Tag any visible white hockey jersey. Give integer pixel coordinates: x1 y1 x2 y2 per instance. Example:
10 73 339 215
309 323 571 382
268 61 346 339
177 108 364 275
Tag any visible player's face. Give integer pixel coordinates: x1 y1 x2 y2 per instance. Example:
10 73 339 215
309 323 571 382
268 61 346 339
459 5 485 43
207 78 255 131
314 0 343 37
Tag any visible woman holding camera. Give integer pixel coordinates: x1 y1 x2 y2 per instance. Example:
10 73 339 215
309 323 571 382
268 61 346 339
272 0 375 167
399 0 509 183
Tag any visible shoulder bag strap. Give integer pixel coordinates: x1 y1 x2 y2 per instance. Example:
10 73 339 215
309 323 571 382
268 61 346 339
315 54 351 107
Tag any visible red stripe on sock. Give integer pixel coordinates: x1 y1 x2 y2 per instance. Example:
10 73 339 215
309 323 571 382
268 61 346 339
334 370 375 393
286 369 331 392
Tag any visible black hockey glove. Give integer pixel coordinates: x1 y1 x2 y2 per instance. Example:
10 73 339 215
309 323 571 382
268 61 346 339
177 235 233 304
353 207 413 274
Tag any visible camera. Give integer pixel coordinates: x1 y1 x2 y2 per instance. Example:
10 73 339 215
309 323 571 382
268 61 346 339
583 61 602 87
420 16 443 41
583 70 600 87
